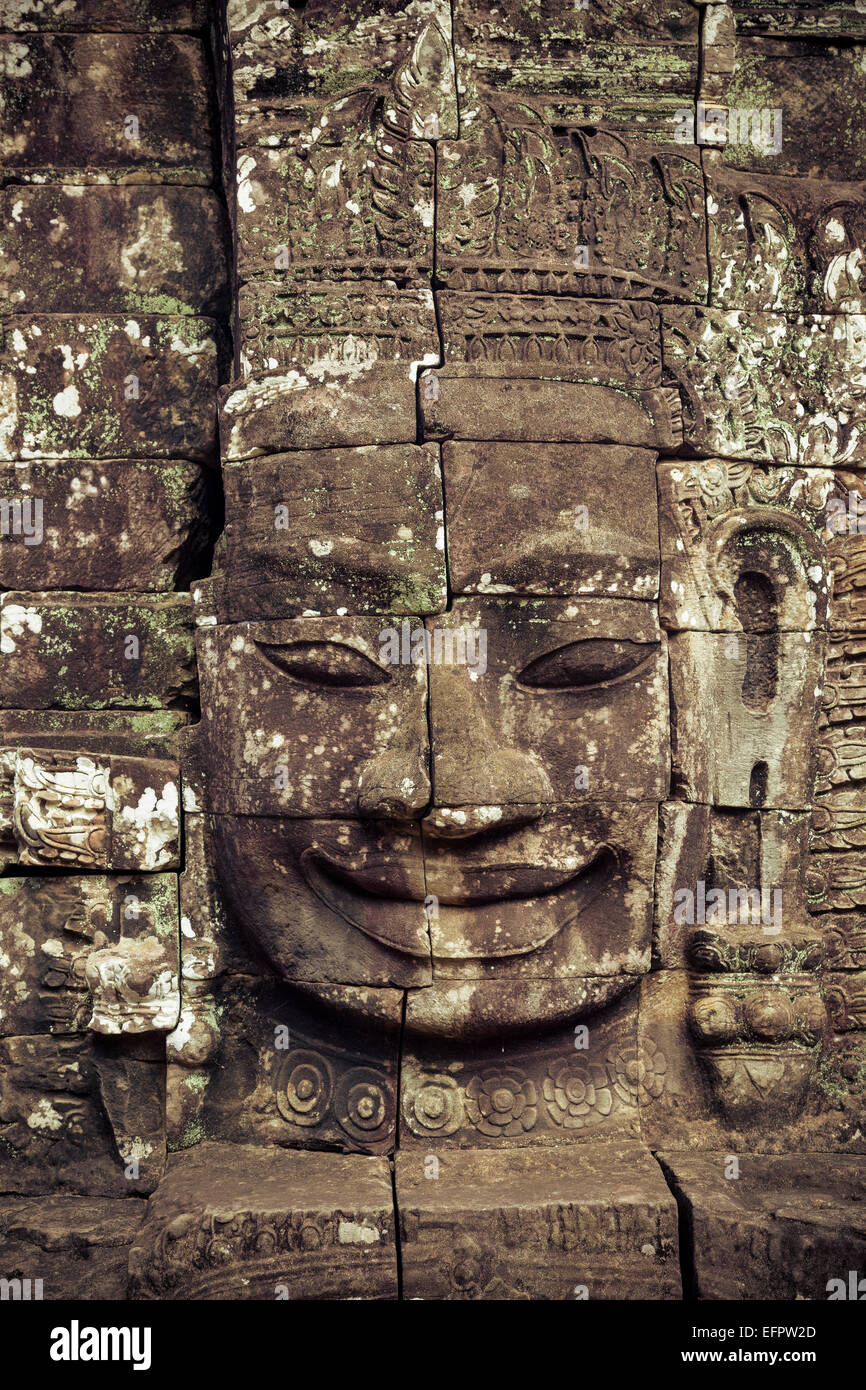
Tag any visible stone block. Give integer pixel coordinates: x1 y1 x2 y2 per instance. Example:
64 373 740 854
0 592 196 710
658 458 832 632
443 441 659 600
219 365 418 460
0 34 214 182
419 366 681 449
0 316 223 463
0 747 181 870
423 802 657 983
205 816 432 987
426 598 668 806
236 279 439 381
660 1151 866 1299
128 1142 398 1299
669 629 823 807
0 873 178 1035
705 155 866 313
437 124 706 301
199 978 402 1155
0 1033 164 1195
221 443 446 620
0 187 228 316
197 614 429 816
0 1196 146 1301
0 459 210 591
401 986 645 1146
396 1142 681 1300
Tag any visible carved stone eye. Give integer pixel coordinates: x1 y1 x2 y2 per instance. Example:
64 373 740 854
517 639 656 691
254 641 390 688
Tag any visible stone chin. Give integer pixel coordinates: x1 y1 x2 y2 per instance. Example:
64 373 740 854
211 811 651 1038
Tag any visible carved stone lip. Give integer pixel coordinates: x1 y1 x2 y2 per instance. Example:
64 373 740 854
301 845 616 960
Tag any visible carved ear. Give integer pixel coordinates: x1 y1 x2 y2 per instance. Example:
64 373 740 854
253 640 390 688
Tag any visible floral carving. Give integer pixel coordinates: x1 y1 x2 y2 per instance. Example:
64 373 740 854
335 1067 393 1143
465 1069 538 1137
543 1058 613 1130
275 1049 332 1128
607 1040 667 1106
403 1072 464 1136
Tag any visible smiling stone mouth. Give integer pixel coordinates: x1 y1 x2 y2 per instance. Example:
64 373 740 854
300 845 617 960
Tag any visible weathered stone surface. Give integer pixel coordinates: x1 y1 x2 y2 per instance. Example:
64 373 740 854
0 316 223 463
0 748 180 870
229 1 457 127
235 132 434 287
0 873 178 1035
0 709 187 762
659 1151 866 1300
0 187 229 316
437 122 707 301
86 935 179 1037
443 442 659 599
0 459 210 591
825 489 866 634
221 443 446 621
0 34 215 182
236 280 439 381
163 817 224 1148
427 599 668 806
199 978 402 1155
662 306 866 466
728 2 866 40
658 458 832 631
705 154 866 313
128 1142 398 1299
0 1033 164 1194
0 1196 146 1301
93 1052 166 1187
669 629 824 807
439 293 663 384
419 365 681 449
662 305 794 462
197 615 429 816
396 1142 680 1300
0 0 208 28
638 971 864 1153
0 592 196 710
401 987 645 1142
654 801 816 969
454 0 698 145
207 816 431 988
819 914 866 972
423 803 657 983
825 971 866 1032
701 38 866 180
219 365 418 460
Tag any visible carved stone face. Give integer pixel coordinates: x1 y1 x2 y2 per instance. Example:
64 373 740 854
197 403 832 1055
192 7 864 1132
197 433 672 1036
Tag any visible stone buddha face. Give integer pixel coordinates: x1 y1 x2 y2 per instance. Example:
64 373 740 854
197 429 671 1038
197 394 832 1052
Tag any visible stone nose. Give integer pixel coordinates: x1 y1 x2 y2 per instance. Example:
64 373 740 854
421 799 544 839
356 743 432 820
428 696 553 822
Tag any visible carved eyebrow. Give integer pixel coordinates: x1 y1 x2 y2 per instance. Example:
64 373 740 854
254 640 391 688
517 638 657 690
